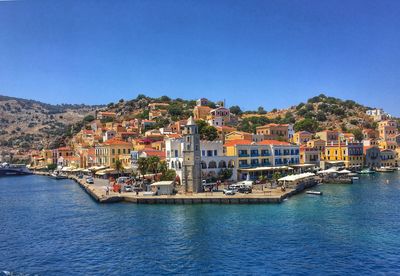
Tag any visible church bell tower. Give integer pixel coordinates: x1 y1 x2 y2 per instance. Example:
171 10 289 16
182 116 202 193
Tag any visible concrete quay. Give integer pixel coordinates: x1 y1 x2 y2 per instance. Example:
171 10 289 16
33 172 315 204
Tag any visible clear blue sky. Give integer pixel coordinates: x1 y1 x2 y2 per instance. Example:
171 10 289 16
1 0 399 115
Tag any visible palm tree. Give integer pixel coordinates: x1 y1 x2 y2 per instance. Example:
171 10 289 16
115 159 123 177
157 160 168 175
147 156 160 174
137 157 148 179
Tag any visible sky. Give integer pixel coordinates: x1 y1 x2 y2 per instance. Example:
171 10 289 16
0 0 400 115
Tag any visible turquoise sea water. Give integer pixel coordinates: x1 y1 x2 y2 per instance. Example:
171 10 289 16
1 173 400 275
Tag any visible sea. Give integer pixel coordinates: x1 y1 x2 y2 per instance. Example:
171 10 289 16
1 173 400 275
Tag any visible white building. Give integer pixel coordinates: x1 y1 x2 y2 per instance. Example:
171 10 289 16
103 130 116 142
165 139 237 182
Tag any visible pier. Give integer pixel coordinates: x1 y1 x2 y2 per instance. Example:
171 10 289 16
34 172 317 204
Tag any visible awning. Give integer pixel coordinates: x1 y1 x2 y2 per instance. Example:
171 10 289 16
95 168 117 175
278 172 315 182
239 166 294 172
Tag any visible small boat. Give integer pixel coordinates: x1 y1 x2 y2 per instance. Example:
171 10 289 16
358 168 375 174
306 190 323 195
50 171 68 180
376 167 396 173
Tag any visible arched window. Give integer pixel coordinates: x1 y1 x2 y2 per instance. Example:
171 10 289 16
201 161 207 169
208 161 217 169
218 160 227 168
228 160 235 168
171 162 175 168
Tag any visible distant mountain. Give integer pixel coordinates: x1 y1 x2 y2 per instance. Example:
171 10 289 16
0 95 103 152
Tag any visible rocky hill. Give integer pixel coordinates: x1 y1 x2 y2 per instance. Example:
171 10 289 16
0 95 102 152
2 93 398 159
237 94 385 134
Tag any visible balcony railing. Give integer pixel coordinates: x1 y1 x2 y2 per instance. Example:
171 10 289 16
238 153 249 157
239 163 250 168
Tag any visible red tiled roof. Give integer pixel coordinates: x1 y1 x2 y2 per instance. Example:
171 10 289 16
224 140 253 147
257 140 291 146
58 147 72 151
142 149 166 159
257 123 289 128
103 138 132 146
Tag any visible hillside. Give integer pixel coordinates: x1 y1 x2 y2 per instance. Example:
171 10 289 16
2 93 398 159
0 95 102 153
237 94 382 134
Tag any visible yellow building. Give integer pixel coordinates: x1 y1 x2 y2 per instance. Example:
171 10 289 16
193 105 212 120
225 131 253 141
95 139 133 168
324 142 364 168
307 139 326 159
378 120 398 140
293 131 313 145
316 130 339 144
256 124 289 140
379 140 397 151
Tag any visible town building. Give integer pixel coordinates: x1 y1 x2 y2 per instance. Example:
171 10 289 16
316 130 340 144
166 138 237 185
378 120 398 140
380 149 396 167
324 142 364 169
293 131 313 145
193 105 212 120
256 124 289 140
299 145 320 166
95 139 133 168
364 146 381 168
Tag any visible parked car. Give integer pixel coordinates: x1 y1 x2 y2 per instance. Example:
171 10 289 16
116 177 130 184
123 185 133 192
86 177 94 184
223 189 236 195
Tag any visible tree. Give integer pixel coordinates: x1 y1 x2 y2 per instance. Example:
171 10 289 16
147 156 161 174
168 104 182 117
160 169 176 181
115 159 123 176
83 115 95 123
201 126 218 141
294 118 319 132
137 157 148 178
229 105 242 115
218 169 233 180
351 128 363 142
136 94 147 100
159 95 171 102
157 160 168 175
315 111 327 122
257 106 267 114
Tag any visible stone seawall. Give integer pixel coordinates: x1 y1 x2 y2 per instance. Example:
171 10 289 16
33 172 317 204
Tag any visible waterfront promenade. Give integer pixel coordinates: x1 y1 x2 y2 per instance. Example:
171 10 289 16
34 172 303 204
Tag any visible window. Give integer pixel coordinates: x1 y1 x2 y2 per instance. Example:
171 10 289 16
214 150 217 156
202 150 205 156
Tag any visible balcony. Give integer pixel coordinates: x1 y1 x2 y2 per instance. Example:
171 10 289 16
238 153 249 157
261 162 271 166
261 151 270 156
250 152 259 157
239 163 250 168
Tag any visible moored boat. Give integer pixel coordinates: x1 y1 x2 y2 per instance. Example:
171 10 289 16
0 163 32 176
376 167 396 173
306 190 323 195
50 171 68 180
358 168 375 174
